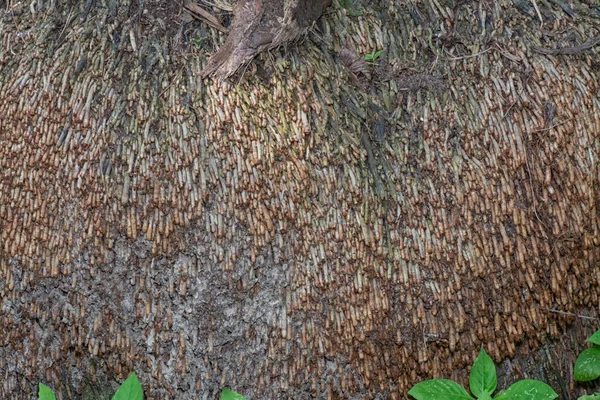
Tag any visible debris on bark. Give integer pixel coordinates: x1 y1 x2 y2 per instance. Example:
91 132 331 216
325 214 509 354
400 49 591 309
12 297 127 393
184 1 230 33
532 34 600 55
339 44 371 82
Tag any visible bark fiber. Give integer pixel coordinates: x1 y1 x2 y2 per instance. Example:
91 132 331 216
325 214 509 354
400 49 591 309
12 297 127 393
1 0 599 398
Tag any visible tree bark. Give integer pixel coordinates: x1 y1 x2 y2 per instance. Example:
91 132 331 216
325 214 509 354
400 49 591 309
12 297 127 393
200 0 331 78
1 0 599 398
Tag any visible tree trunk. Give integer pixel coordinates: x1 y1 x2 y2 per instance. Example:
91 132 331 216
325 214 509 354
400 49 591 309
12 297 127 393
1 0 599 398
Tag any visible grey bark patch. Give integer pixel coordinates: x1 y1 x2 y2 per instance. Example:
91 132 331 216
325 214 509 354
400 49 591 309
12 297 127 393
0 228 289 398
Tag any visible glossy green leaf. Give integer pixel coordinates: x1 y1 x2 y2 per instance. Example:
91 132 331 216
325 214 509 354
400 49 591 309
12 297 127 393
574 346 600 381
365 54 373 60
469 348 497 397
220 388 247 400
494 380 557 400
38 383 56 400
578 393 600 400
112 372 143 400
587 330 600 346
408 379 474 400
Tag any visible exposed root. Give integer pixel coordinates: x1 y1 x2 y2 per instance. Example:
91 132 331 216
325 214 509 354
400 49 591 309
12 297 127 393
200 0 330 79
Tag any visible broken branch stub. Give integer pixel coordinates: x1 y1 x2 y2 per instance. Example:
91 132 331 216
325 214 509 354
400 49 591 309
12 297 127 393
200 0 331 79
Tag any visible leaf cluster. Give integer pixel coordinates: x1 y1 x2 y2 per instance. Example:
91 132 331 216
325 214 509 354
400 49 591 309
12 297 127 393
408 348 558 400
35 329 600 400
38 373 248 400
39 373 143 400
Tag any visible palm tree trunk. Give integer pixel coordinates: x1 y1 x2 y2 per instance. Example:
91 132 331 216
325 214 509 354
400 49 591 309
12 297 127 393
0 0 599 398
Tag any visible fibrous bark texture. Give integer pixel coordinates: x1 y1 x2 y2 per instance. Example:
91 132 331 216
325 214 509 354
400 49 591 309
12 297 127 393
1 0 600 399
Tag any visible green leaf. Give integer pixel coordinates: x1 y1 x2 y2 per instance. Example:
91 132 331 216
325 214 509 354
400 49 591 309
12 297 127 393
469 348 497 397
578 393 600 400
587 330 600 346
408 379 474 400
479 392 493 400
112 372 143 400
38 383 56 400
373 50 382 59
494 380 557 400
191 37 205 49
574 346 600 381
365 54 373 60
220 388 247 400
